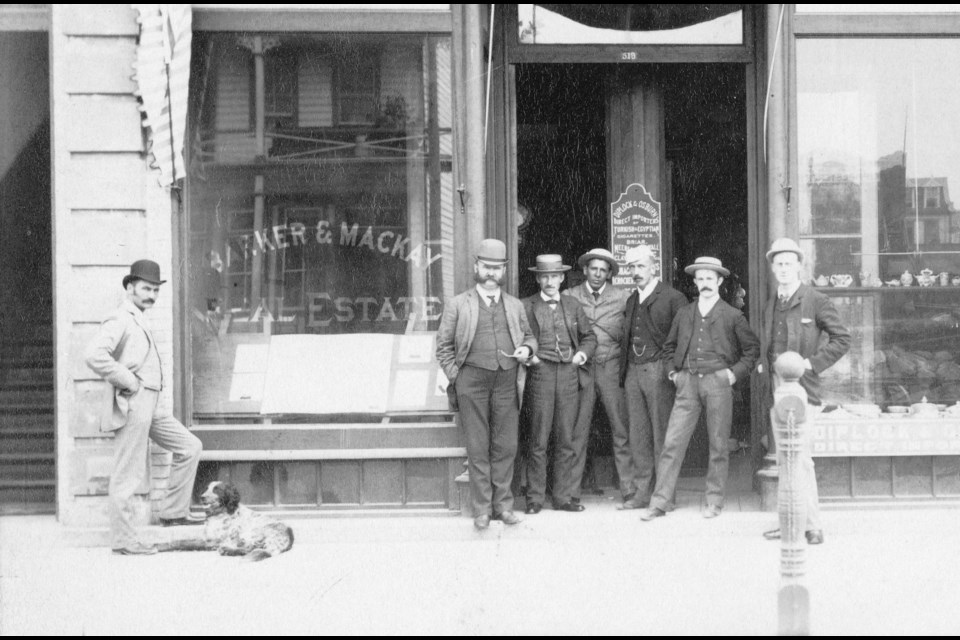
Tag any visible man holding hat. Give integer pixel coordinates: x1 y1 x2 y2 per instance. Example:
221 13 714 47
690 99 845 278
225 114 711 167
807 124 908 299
436 239 537 530
521 255 597 513
563 248 631 506
86 260 204 555
759 238 850 545
617 244 688 510
640 256 759 521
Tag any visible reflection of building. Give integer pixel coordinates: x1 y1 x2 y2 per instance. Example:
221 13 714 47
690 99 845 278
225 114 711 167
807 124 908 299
905 178 955 247
4 5 960 527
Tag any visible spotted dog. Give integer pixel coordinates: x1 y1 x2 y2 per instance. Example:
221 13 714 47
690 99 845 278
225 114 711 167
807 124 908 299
161 481 294 561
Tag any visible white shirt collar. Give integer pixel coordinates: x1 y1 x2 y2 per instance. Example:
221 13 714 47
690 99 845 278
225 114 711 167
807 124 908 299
777 280 802 300
122 298 145 320
476 284 501 305
698 294 720 316
636 278 659 302
540 291 560 303
586 282 606 296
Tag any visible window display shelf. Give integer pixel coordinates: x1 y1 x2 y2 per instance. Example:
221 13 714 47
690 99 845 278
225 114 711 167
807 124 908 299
819 286 960 410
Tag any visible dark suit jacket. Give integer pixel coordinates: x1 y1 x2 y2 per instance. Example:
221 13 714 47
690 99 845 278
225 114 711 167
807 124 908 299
522 294 598 371
618 281 688 386
663 298 760 383
760 283 850 403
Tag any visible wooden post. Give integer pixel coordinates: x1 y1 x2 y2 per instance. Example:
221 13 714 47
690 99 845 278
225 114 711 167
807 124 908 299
772 351 810 636
451 4 486 292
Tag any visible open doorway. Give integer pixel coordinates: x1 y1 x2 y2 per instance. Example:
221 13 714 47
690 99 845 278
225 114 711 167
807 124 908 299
0 31 54 514
515 62 749 489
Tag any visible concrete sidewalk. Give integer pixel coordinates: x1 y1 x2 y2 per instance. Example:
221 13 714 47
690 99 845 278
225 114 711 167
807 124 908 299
2 499 959 636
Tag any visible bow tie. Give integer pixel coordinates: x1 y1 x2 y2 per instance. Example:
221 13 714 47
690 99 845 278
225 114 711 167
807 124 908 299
546 299 558 306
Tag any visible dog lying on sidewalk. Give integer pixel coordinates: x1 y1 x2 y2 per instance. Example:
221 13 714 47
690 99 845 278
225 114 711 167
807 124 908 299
159 481 294 561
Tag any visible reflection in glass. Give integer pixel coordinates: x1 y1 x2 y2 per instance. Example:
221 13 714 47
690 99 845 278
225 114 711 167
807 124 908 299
187 33 454 419
518 4 743 45
798 39 960 409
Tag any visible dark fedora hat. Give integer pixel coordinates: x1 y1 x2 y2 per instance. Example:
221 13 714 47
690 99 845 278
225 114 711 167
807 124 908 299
122 259 167 288
528 254 572 274
684 256 730 277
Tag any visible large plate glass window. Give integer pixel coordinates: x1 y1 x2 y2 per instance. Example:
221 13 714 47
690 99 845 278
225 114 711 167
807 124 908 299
187 32 454 420
797 39 960 409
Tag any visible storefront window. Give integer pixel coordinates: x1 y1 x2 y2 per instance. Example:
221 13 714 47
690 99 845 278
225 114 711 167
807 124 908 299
187 33 454 420
798 39 960 408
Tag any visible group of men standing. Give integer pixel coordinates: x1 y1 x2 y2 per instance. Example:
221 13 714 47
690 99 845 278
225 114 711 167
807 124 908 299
436 237 849 543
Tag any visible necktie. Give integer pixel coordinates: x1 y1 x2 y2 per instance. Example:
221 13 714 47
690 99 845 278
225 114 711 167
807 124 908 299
547 299 558 307
487 295 496 307
592 291 600 301
778 294 788 306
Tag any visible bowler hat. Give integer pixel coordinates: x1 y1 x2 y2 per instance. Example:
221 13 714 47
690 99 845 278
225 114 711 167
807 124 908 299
765 237 805 263
528 254 572 274
684 256 730 277
476 238 509 265
122 259 167 288
577 248 619 277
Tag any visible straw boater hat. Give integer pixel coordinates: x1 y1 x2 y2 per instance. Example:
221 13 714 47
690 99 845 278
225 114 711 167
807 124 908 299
765 237 805 263
475 238 509 265
528 254 572 274
122 259 166 288
577 248 619 277
684 256 730 277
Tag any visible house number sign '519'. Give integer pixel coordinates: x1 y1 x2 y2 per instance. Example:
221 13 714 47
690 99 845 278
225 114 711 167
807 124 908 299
621 51 637 61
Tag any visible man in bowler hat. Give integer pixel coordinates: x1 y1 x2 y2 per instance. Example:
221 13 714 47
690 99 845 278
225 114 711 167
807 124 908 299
564 248 630 506
86 260 203 555
436 239 537 530
641 257 759 521
618 244 688 510
522 255 597 513
759 238 850 545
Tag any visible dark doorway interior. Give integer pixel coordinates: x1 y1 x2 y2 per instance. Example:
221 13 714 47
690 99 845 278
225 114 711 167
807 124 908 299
664 64 750 472
515 62 749 489
515 64 608 298
0 31 54 514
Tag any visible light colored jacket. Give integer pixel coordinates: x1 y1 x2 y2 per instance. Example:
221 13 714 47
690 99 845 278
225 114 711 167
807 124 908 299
85 300 157 431
564 282 629 364
435 288 537 406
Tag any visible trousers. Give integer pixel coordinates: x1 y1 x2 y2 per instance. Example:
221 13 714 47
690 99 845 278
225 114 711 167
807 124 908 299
110 388 202 548
650 370 733 511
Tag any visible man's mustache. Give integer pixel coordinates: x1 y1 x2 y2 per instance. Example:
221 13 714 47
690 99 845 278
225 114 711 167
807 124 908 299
699 287 714 293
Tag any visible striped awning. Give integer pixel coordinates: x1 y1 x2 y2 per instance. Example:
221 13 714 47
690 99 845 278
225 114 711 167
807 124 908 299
132 4 192 187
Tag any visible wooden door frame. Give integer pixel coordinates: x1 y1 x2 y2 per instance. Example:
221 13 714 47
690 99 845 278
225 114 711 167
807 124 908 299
488 2 769 451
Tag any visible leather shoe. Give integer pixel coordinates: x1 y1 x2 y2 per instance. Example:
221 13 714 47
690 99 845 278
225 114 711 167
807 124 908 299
497 511 521 525
112 543 158 556
554 501 585 512
702 504 722 519
617 497 647 510
805 529 824 545
763 528 781 540
525 502 542 515
639 507 665 521
160 515 205 527
473 514 491 530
